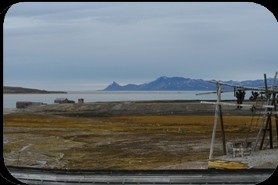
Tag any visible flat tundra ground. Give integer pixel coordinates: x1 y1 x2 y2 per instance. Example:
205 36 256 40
3 101 278 170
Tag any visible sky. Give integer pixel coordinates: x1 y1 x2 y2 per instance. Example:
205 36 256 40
3 2 278 91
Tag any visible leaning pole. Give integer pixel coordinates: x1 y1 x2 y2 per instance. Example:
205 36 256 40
209 82 221 160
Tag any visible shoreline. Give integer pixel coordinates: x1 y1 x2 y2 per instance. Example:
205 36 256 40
3 108 18 115
3 99 256 116
3 86 67 94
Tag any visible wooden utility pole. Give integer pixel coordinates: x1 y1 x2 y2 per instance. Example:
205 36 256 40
209 83 220 160
254 73 278 150
219 105 227 155
253 75 269 151
209 82 227 160
274 95 278 145
272 72 278 145
259 115 273 149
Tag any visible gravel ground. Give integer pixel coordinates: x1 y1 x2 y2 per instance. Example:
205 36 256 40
216 148 278 169
3 108 18 115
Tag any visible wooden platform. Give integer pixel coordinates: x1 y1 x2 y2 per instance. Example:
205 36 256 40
208 160 248 169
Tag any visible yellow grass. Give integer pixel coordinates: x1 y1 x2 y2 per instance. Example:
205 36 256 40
3 114 275 169
3 114 254 132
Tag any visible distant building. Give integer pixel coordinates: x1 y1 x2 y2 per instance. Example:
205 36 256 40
78 98 84 103
16 101 32 108
54 98 68 103
54 98 75 104
16 101 43 108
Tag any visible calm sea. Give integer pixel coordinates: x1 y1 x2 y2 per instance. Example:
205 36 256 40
3 91 237 109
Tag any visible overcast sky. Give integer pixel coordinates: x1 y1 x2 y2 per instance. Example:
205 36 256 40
3 2 278 91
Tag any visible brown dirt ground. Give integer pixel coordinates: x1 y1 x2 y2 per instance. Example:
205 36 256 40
3 101 278 170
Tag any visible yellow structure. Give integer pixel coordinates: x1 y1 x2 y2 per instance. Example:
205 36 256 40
208 160 248 169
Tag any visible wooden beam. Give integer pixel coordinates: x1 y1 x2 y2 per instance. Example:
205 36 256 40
209 83 221 160
200 101 274 108
219 105 226 155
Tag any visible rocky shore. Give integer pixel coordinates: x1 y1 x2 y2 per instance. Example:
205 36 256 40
15 100 256 116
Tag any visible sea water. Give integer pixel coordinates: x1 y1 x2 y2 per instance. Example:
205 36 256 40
3 91 238 109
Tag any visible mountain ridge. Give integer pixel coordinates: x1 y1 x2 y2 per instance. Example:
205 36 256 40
3 86 67 94
103 76 274 91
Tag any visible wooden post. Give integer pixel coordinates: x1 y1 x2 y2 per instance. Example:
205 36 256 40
275 114 278 145
271 92 277 148
259 74 276 150
273 93 278 145
275 93 278 145
260 115 270 150
253 74 271 151
271 72 277 147
209 82 221 160
269 116 273 149
219 105 227 155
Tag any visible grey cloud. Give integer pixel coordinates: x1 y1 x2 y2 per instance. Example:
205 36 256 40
3 2 278 90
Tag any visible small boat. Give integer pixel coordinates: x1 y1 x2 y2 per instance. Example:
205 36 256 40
208 160 248 169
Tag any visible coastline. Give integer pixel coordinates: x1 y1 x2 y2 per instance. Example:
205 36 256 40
3 86 67 94
13 100 254 116
3 92 67 94
3 108 18 115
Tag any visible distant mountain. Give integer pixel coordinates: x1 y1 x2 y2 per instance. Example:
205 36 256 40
103 76 275 91
3 86 67 94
